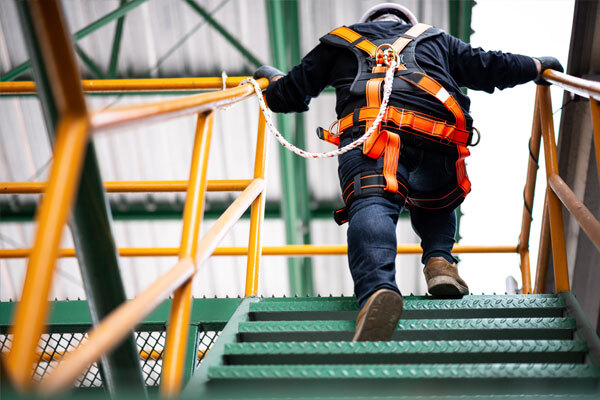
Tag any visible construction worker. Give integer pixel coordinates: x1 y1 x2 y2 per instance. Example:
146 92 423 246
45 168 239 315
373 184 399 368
254 2 563 341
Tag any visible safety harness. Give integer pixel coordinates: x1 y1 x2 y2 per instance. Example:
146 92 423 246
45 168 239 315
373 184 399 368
317 23 475 225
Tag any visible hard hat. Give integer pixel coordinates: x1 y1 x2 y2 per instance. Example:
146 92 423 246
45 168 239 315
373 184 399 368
359 2 418 25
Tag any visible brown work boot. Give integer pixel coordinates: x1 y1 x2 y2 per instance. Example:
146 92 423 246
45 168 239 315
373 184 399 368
423 257 469 298
352 289 403 342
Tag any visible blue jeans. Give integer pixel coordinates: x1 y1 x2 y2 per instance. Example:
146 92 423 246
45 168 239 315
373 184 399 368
339 139 459 308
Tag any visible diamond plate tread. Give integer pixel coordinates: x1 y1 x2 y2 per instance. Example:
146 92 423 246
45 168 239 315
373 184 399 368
238 318 576 333
250 297 565 312
224 340 587 356
208 363 600 380
259 294 560 302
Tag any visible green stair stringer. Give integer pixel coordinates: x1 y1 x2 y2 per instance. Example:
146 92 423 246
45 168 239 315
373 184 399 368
183 294 600 399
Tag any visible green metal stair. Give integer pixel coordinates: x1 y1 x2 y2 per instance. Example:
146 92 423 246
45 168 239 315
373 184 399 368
183 293 600 399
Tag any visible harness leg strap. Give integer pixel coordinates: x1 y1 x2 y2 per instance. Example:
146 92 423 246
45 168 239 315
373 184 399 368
382 131 401 193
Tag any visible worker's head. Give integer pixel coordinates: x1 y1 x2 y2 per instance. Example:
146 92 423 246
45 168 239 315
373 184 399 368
359 2 418 25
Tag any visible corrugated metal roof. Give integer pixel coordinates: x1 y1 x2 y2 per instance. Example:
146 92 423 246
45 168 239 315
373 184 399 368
0 0 449 301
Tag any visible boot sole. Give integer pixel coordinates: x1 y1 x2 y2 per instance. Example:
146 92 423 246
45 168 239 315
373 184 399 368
427 276 469 298
352 291 403 342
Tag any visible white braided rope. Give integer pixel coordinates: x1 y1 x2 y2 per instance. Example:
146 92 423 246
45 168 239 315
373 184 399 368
241 60 397 159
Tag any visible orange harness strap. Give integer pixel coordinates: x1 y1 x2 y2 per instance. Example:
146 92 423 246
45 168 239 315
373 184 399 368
398 72 467 131
329 27 377 57
361 73 403 194
392 23 432 54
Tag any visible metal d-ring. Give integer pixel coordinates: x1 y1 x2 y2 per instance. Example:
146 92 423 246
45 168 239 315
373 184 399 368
375 43 400 67
470 127 481 146
328 119 342 137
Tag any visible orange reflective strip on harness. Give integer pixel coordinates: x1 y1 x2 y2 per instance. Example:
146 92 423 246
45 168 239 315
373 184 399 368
329 27 377 57
392 23 432 54
399 73 467 131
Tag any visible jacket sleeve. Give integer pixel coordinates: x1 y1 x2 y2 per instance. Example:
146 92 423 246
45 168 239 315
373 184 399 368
265 43 335 113
446 34 538 93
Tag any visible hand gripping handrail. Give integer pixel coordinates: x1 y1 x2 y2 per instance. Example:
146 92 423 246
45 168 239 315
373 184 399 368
542 69 600 101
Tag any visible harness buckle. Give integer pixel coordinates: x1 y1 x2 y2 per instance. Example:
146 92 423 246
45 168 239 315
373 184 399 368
375 44 400 67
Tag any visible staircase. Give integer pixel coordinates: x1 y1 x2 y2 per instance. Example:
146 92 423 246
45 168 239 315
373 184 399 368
184 293 600 399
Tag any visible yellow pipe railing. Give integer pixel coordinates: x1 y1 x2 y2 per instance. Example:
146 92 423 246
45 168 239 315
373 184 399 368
0 179 252 193
590 98 600 185
245 106 269 296
0 77 254 94
538 85 570 292
0 245 518 259
517 95 542 294
90 81 264 132
161 111 214 396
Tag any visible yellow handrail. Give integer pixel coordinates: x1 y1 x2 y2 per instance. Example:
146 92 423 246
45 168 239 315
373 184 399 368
0 244 518 259
90 79 267 132
0 179 252 193
542 69 600 101
162 111 214 395
0 77 254 94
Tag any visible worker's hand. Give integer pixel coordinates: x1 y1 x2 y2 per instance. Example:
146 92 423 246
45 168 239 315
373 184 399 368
533 57 564 86
253 65 284 83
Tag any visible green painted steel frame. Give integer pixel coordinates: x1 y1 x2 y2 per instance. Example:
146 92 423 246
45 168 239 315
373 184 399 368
1 0 148 82
0 298 241 331
0 199 348 221
265 0 314 297
108 0 128 79
449 0 475 43
74 45 106 79
14 1 146 396
181 297 259 399
184 0 264 68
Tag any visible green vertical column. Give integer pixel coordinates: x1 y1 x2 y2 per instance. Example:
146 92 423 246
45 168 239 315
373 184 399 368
15 1 146 397
182 325 200 385
265 0 314 296
448 0 475 244
285 0 314 295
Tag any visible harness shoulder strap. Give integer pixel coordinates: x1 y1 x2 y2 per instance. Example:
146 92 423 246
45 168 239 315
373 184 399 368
328 26 377 57
391 23 432 54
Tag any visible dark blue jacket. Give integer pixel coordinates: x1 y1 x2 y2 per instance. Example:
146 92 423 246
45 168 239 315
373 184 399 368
265 21 538 127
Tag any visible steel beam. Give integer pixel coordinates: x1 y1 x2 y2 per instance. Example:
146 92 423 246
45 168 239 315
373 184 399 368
284 0 314 296
0 197 374 221
265 0 313 296
13 0 145 396
1 0 147 82
75 44 106 79
184 0 264 68
108 0 127 78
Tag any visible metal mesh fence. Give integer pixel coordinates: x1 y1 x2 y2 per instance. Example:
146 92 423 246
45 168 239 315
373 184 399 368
0 328 221 388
